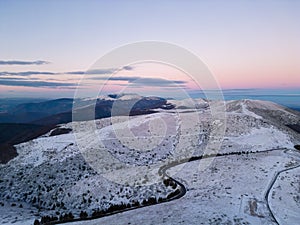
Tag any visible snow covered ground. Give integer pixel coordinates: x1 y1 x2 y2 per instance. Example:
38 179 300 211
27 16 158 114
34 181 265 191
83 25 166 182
0 98 299 225
65 149 300 225
268 151 300 225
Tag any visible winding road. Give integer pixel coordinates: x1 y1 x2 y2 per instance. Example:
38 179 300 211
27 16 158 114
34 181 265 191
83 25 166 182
161 148 300 225
54 148 300 225
264 149 300 225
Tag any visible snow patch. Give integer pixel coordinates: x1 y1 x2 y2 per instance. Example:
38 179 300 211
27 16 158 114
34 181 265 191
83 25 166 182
228 126 293 151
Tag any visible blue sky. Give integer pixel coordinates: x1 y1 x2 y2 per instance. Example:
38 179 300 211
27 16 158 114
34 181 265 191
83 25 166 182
0 0 299 98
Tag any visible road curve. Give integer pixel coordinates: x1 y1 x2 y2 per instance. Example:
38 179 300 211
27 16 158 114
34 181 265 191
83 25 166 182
264 150 300 225
51 148 299 225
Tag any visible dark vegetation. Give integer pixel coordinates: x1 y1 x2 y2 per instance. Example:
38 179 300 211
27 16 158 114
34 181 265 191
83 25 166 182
286 124 300 134
158 149 284 176
33 162 183 225
33 212 74 225
33 186 182 225
0 99 73 124
33 185 182 225
291 107 300 112
0 123 55 163
295 145 300 151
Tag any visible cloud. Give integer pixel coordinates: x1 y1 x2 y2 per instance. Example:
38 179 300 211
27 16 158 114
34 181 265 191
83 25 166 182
130 78 186 87
67 66 134 75
0 65 187 89
66 69 112 75
89 76 187 87
90 76 140 82
0 79 76 88
0 60 50 65
122 66 134 71
0 71 57 76
0 77 40 81
0 66 134 77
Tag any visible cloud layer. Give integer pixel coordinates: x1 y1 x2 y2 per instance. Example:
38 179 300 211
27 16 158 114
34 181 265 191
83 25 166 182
0 65 187 90
0 66 134 77
0 60 50 65
0 71 57 76
67 66 134 75
0 79 75 87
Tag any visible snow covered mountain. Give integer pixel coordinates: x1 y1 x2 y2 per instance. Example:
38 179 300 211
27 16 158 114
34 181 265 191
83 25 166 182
0 98 299 225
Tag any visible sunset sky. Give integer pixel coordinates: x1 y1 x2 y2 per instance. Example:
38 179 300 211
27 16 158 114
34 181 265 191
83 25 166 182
0 0 299 98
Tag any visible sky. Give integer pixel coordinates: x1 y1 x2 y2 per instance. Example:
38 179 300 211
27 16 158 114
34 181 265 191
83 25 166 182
0 0 299 98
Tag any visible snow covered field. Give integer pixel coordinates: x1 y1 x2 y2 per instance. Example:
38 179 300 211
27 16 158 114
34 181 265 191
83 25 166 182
66 149 300 225
269 155 300 225
0 98 299 225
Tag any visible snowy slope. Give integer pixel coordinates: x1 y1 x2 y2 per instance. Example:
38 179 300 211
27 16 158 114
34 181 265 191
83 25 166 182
66 150 300 225
168 98 208 109
0 98 299 225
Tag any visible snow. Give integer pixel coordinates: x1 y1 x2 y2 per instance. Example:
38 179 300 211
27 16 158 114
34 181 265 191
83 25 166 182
117 94 143 100
0 98 299 224
240 100 262 119
227 99 286 112
0 201 36 225
0 114 181 224
227 126 293 152
268 152 300 225
168 98 208 109
2 219 33 225
95 93 145 101
12 133 77 167
65 149 300 225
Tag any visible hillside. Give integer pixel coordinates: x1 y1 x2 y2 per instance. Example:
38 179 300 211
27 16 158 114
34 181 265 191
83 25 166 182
0 123 55 164
0 98 299 225
0 95 170 164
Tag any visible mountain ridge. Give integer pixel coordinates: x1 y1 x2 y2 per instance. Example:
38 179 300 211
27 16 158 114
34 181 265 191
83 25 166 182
0 97 300 224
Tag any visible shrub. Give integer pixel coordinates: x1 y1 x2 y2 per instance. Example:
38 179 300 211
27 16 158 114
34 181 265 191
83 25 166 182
59 212 74 222
33 219 40 225
80 211 88 219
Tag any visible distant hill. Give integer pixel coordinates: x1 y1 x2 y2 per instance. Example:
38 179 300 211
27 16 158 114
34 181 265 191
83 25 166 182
0 98 49 113
291 107 300 112
33 96 169 125
11 98 73 115
0 95 171 163
0 98 73 123
0 123 55 164
0 95 170 125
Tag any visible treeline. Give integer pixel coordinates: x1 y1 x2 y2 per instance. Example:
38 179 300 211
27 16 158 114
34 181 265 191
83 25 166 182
158 149 274 176
33 212 74 225
33 185 182 225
